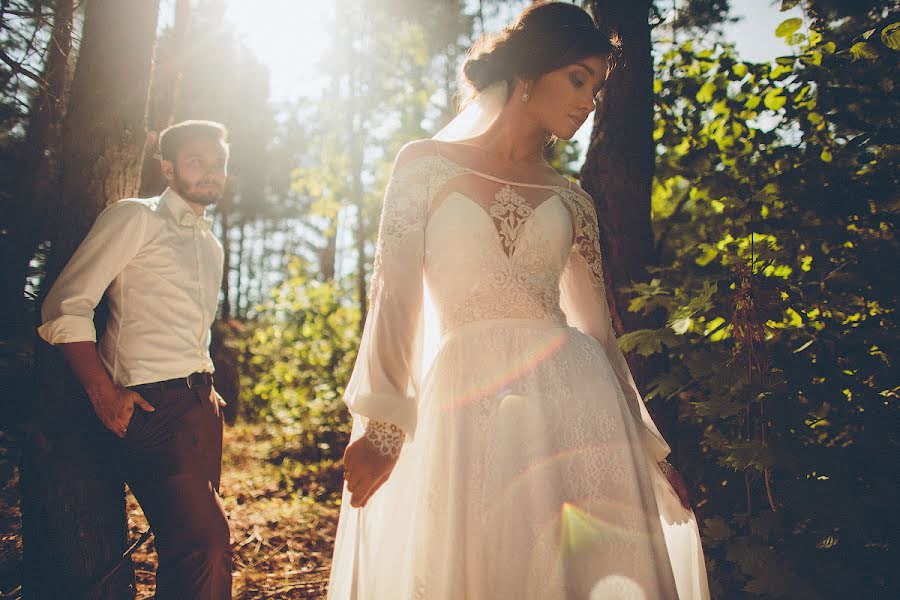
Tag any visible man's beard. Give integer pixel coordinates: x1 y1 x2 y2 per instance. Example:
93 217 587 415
172 171 223 206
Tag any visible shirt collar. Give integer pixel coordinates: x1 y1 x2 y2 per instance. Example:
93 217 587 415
160 188 213 232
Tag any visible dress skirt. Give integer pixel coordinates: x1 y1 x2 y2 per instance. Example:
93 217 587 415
328 318 710 600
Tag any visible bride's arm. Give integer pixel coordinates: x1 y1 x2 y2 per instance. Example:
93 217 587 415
341 141 435 506
558 186 690 507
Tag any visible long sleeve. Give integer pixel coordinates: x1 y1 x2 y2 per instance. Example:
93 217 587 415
39 200 150 345
559 188 671 462
343 151 430 442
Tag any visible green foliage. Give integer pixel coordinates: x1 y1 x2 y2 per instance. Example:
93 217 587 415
240 258 361 485
775 17 803 38
648 12 898 598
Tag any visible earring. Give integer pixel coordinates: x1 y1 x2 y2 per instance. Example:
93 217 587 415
522 83 530 103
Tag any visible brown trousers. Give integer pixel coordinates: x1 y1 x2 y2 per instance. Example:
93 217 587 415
121 381 232 599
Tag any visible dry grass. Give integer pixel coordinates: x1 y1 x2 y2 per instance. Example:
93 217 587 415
1 422 341 599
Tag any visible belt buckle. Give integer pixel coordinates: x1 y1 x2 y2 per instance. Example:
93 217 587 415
186 373 195 389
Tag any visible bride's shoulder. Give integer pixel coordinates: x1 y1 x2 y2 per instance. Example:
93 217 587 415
556 177 593 202
393 139 440 171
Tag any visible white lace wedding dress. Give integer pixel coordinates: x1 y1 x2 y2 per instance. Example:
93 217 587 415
327 141 710 600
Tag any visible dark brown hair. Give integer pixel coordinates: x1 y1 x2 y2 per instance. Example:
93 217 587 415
461 1 620 100
159 120 229 162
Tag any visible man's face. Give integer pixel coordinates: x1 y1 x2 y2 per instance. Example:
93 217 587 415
161 136 228 206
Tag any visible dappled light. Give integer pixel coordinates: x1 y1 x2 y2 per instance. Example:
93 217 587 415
0 0 897 598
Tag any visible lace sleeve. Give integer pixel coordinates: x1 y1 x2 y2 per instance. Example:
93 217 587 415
364 420 405 457
559 186 671 462
342 144 435 444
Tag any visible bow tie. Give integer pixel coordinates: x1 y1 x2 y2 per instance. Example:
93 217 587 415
179 212 213 232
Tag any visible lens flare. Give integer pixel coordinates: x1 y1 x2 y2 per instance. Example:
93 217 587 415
444 329 569 410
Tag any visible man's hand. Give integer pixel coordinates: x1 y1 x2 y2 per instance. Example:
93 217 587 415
212 387 227 407
86 382 154 438
58 340 155 437
343 434 400 508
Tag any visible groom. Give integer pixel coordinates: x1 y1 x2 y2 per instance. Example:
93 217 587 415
39 120 233 598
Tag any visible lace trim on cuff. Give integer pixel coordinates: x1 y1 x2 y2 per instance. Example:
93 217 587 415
364 420 404 457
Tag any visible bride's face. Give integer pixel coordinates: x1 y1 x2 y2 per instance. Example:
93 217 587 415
524 55 609 140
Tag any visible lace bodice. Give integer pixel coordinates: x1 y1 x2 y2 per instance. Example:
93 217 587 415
343 141 671 463
371 151 607 336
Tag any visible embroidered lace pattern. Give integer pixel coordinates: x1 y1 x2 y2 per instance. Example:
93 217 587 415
489 184 534 257
440 223 567 334
368 155 468 301
556 186 607 298
364 420 405 457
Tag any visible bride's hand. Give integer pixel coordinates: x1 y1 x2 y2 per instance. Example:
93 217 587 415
343 428 402 508
659 460 692 511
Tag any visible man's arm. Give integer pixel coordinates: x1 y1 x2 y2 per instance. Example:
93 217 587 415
39 200 150 345
59 341 154 437
39 201 155 436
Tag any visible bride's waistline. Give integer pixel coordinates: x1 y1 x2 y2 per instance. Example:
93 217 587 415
440 317 570 346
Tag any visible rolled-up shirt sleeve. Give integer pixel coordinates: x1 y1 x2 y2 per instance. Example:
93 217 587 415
38 200 149 345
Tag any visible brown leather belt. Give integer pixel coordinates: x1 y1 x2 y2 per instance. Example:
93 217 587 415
131 372 214 392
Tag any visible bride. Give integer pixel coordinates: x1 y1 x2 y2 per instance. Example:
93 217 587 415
327 3 710 598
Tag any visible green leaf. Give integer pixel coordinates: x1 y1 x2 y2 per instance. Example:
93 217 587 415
617 329 678 356
703 517 733 542
764 88 787 111
696 81 716 103
775 18 802 39
881 23 900 50
771 63 793 78
850 41 879 60
780 0 800 10
820 148 833 162
695 244 719 266
732 63 748 78
800 50 822 66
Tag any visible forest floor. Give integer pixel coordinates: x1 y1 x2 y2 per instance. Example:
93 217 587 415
0 423 343 599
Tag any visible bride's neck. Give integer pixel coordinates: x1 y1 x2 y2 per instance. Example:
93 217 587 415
472 106 548 165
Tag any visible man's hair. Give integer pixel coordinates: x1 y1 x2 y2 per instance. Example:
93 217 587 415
158 120 228 162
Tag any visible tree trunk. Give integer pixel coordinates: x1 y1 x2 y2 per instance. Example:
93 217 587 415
256 220 267 307
236 219 246 317
138 0 190 197
321 214 338 281
22 1 160 598
348 4 368 332
582 1 677 443
220 185 232 320
352 146 367 333
0 0 75 339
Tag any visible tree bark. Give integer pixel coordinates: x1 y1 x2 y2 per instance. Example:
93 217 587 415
348 3 369 332
22 1 160 597
236 219 245 317
0 0 75 339
138 0 190 197
321 214 338 281
220 185 232 320
582 1 677 443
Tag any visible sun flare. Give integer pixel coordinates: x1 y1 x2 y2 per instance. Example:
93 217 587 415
224 0 333 102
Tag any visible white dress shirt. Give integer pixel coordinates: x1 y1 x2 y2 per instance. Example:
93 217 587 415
39 188 224 387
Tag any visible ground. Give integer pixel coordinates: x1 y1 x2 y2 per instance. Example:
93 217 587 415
0 423 342 599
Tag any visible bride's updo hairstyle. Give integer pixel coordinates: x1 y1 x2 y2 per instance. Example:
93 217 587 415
461 1 620 102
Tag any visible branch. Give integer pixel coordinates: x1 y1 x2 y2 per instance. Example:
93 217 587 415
1 9 53 19
0 46 47 87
